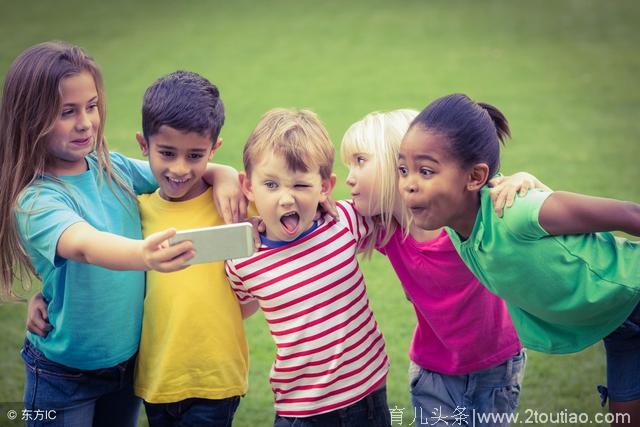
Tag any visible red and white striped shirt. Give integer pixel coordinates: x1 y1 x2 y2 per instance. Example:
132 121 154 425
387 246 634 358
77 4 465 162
225 200 388 416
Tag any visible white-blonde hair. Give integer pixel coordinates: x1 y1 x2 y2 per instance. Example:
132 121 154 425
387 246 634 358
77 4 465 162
341 109 418 257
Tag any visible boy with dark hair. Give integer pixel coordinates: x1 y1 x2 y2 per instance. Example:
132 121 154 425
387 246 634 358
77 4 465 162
134 70 257 427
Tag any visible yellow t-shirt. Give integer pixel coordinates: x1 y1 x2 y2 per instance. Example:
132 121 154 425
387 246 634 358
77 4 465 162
134 188 249 403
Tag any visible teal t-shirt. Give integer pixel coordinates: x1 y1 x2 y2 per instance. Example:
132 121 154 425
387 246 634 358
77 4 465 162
447 186 640 354
17 152 156 369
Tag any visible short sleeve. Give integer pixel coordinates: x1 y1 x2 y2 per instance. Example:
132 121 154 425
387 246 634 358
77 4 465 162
110 152 157 195
17 188 85 267
224 260 256 305
501 189 553 240
336 200 374 245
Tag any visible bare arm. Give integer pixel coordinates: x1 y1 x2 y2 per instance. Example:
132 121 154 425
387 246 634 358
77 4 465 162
539 191 640 236
57 222 194 272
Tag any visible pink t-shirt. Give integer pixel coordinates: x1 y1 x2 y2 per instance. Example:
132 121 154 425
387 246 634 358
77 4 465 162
379 227 521 375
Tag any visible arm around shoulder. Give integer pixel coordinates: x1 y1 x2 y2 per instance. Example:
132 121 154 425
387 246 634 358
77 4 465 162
203 163 247 224
538 191 640 236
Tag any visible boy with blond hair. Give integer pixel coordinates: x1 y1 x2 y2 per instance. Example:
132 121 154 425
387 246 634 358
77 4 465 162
225 108 391 426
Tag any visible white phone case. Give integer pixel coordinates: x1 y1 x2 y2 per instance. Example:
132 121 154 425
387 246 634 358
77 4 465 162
168 223 255 265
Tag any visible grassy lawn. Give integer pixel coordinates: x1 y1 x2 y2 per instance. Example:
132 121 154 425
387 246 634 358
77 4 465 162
1 1 638 426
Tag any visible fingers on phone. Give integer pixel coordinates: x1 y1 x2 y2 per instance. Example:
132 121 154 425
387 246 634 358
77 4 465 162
149 228 177 247
164 240 194 259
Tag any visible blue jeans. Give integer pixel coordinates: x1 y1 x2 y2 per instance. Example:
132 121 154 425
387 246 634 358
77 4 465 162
600 301 640 404
273 387 391 427
409 351 526 427
21 338 140 427
144 396 241 427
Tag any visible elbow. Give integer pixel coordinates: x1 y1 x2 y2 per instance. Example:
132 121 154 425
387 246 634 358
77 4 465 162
241 301 259 319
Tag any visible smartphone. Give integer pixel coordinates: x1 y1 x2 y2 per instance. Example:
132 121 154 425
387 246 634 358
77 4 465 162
168 222 255 265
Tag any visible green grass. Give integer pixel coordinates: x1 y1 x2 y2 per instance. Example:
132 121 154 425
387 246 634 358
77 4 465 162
1 1 638 426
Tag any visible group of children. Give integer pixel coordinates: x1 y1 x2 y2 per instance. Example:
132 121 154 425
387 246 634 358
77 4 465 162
0 40 638 427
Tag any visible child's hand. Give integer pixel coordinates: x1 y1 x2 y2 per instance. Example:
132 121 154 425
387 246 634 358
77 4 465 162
489 172 552 217
141 228 195 272
245 217 265 249
209 165 248 224
318 195 339 221
214 185 248 225
26 292 52 337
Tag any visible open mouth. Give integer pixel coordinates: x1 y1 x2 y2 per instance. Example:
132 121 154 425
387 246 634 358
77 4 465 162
165 176 190 190
167 176 189 184
280 212 300 235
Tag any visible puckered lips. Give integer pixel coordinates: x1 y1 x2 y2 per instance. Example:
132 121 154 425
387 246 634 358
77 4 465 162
280 211 300 235
408 204 427 216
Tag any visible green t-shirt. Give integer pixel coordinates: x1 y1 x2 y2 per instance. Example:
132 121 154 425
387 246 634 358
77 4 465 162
447 187 640 354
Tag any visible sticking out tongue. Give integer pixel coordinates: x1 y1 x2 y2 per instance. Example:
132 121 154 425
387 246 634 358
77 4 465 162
280 213 300 234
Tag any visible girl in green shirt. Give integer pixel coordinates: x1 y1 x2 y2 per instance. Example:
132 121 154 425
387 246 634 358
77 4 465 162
397 93 640 425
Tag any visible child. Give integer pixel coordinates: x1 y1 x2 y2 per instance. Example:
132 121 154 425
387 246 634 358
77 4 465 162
133 70 258 426
341 109 549 425
225 108 391 426
398 93 640 423
0 41 238 426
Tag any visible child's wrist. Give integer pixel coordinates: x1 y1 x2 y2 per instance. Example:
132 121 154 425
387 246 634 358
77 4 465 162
137 240 152 271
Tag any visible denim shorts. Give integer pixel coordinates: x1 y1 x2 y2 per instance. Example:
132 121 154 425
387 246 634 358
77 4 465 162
144 396 241 427
21 338 140 427
600 301 640 404
409 350 526 427
273 386 391 427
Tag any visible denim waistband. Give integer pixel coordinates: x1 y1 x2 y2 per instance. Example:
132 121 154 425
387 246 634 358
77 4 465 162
22 337 136 374
468 350 526 385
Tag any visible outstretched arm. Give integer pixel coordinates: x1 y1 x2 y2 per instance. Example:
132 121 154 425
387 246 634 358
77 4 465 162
57 222 194 272
539 191 640 236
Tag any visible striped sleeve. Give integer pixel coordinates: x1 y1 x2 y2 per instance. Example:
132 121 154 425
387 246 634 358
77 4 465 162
335 200 373 246
225 260 256 304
